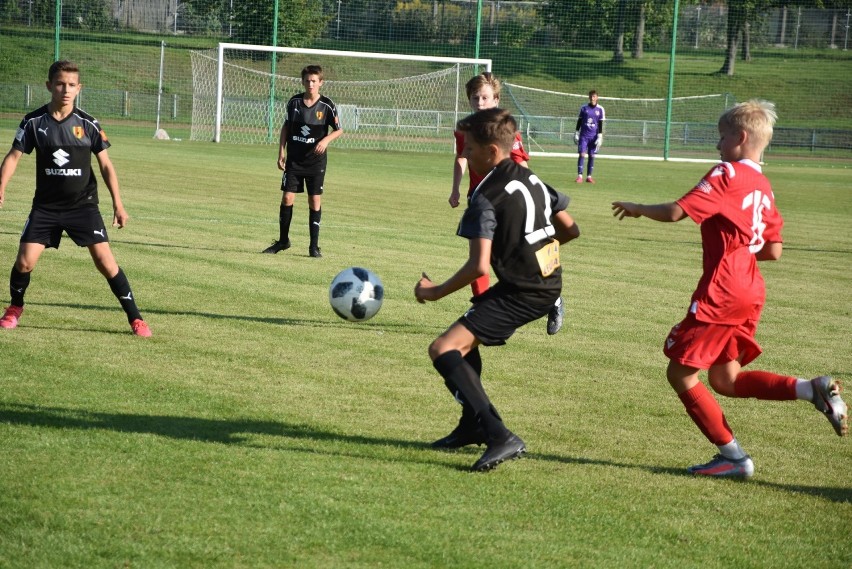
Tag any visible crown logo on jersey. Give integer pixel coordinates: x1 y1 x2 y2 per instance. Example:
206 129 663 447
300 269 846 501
73 126 84 139
316 111 324 120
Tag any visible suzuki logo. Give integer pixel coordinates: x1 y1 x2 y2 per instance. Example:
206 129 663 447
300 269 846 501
52 149 70 167
300 125 311 137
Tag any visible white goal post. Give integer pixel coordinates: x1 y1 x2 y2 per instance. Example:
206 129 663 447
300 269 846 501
191 43 491 151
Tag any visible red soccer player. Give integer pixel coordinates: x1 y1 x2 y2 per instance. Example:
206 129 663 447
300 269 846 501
612 99 847 478
448 72 565 335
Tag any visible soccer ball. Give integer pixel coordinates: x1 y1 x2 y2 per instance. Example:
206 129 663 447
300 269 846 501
329 267 384 322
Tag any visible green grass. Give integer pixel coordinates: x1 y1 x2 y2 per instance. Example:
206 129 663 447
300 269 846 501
0 130 850 568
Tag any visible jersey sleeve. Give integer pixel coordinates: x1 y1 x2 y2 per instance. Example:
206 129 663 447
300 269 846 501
454 130 465 157
457 192 496 241
510 132 530 164
90 121 111 154
12 117 34 154
325 98 342 131
676 163 731 225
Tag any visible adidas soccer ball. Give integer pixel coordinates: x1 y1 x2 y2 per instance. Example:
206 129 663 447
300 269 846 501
329 267 384 322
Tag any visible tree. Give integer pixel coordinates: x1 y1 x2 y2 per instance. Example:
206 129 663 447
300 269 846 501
231 0 331 48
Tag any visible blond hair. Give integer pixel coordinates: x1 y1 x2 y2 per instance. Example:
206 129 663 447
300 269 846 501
719 99 777 151
465 72 501 100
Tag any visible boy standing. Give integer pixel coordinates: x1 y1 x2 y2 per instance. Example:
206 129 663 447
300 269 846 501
448 72 564 335
612 100 846 478
417 108 580 472
262 65 343 258
0 60 151 337
574 90 605 184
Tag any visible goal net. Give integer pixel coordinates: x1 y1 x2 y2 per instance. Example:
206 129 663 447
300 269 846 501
191 43 490 152
502 83 734 160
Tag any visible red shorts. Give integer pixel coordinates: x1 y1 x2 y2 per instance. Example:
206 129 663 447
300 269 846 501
663 313 762 370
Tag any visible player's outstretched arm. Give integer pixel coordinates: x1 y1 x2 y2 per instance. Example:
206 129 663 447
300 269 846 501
96 149 128 228
612 201 686 222
415 238 491 303
0 148 23 209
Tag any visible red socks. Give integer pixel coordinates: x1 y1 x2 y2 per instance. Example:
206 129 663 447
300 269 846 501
679 382 734 446
734 370 797 401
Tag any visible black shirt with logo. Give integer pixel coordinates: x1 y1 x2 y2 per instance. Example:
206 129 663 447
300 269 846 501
283 94 341 174
13 105 110 210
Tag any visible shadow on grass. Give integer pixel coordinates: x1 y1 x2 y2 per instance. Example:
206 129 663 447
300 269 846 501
1 402 849 501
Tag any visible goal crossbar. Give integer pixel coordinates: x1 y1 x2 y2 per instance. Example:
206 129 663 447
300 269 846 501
214 43 492 143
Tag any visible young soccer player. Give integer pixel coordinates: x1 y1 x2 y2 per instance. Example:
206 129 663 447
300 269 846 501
0 60 151 337
574 90 605 184
417 108 580 472
611 99 847 478
262 65 343 258
448 72 565 335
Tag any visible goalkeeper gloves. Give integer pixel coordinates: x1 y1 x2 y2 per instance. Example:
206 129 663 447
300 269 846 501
573 131 580 144
594 134 603 151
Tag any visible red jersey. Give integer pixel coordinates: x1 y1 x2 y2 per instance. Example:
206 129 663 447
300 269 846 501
454 130 529 194
676 160 783 325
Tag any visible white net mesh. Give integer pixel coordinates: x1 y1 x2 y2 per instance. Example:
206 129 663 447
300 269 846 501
191 48 485 152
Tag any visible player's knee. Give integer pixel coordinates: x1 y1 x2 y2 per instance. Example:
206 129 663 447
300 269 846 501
14 259 36 273
708 372 737 397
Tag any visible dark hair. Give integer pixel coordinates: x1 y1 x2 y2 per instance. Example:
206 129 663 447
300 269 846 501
48 60 79 83
456 108 517 152
301 65 324 81
588 90 597 97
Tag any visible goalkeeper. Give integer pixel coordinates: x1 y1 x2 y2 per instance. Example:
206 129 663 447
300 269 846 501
573 90 605 184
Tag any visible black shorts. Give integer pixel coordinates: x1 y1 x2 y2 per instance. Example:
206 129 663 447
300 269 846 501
281 170 325 196
458 284 555 346
21 205 109 249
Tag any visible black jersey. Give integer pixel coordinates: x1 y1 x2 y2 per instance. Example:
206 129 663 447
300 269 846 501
458 159 569 303
13 105 110 210
283 94 341 173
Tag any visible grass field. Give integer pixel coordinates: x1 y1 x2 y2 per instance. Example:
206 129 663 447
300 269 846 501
0 130 850 568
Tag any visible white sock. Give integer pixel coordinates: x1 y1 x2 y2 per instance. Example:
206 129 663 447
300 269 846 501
795 379 814 402
717 439 748 460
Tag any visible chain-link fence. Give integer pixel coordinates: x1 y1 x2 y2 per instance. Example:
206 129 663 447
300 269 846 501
1 1 850 159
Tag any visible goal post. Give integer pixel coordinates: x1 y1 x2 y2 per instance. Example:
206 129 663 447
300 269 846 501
192 43 491 150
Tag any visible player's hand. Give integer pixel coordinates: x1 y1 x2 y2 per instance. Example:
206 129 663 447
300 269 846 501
313 141 329 155
611 201 641 220
277 156 286 171
573 131 580 144
448 190 460 208
415 272 436 303
595 134 603 151
112 207 129 228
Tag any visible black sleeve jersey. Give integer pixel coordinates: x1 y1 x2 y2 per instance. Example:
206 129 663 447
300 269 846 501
458 159 570 302
13 105 110 210
283 94 341 173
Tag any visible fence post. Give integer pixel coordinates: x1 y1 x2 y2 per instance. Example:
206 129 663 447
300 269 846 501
123 91 129 117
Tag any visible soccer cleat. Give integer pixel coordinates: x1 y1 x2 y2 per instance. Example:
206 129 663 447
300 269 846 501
431 423 487 449
261 240 290 254
586 176 595 184
0 305 23 329
810 376 848 436
687 454 754 478
546 296 564 335
471 433 526 472
309 246 322 258
130 319 152 337
575 175 583 183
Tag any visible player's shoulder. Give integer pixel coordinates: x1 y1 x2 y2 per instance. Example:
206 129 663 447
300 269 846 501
22 105 50 123
318 94 337 106
72 107 101 126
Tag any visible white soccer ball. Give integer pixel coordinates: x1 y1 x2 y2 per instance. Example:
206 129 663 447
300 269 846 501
329 267 384 322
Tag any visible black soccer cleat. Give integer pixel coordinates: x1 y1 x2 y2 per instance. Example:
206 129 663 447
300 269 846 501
431 424 487 449
262 240 290 254
546 296 564 335
309 245 322 258
471 433 526 472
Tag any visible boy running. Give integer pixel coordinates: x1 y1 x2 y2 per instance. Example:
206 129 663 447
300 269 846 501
417 108 580 472
262 65 343 258
612 99 847 478
0 60 151 337
449 72 565 335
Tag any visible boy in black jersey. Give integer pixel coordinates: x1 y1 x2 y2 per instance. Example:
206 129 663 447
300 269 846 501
415 108 580 471
0 61 151 337
262 65 343 258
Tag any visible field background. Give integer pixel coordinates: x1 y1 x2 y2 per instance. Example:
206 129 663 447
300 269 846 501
0 127 849 567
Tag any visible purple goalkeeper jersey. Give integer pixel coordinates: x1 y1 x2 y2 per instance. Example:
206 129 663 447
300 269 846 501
577 103 605 139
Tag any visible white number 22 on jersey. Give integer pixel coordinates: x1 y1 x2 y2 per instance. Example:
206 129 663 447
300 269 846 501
504 175 555 244
742 189 772 253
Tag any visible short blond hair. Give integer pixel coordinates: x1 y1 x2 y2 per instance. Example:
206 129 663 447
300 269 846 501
465 72 501 100
719 99 777 151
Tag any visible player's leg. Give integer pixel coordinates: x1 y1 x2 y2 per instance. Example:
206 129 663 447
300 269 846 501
87 242 150 337
262 173 295 254
576 150 585 183
1 242 45 329
586 146 596 183
546 295 564 335
307 195 322 258
431 343 488 449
